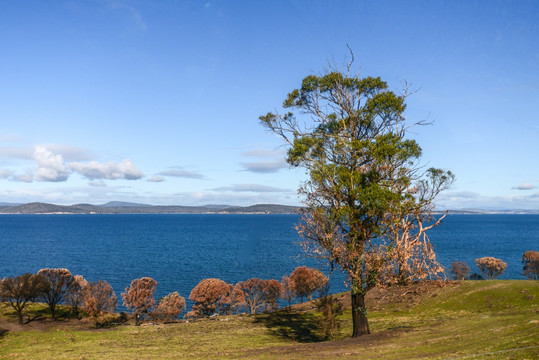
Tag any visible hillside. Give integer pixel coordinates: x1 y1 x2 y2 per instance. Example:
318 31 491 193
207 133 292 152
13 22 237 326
0 280 537 359
0 202 300 214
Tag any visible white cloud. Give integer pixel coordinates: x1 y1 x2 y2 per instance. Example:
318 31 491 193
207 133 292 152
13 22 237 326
0 144 144 183
511 182 536 190
435 190 539 210
147 176 165 182
0 169 13 178
69 159 144 180
240 147 288 173
88 180 107 187
11 171 33 183
40 144 93 161
0 144 91 161
33 146 70 182
158 168 204 179
241 149 284 158
211 184 291 193
241 161 287 173
0 147 33 159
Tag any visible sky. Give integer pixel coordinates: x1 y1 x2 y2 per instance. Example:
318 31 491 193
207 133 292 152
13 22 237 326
0 0 538 210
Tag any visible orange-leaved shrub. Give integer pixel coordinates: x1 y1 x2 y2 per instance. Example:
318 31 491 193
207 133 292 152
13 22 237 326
449 261 470 280
37 268 76 319
522 250 539 280
290 266 328 301
122 277 157 325
233 278 282 314
475 257 507 279
187 278 233 318
0 273 47 324
151 292 186 321
83 280 117 323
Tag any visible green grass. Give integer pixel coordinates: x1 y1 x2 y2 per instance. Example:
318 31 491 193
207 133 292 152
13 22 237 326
1 280 538 359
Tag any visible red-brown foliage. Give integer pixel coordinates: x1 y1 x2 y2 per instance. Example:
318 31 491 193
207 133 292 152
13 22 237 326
151 292 186 321
83 280 117 320
290 266 328 301
475 257 507 279
37 268 76 319
449 261 470 280
263 279 283 312
65 274 88 318
522 250 539 280
187 278 233 318
233 278 283 314
0 273 47 324
122 277 157 325
280 274 296 308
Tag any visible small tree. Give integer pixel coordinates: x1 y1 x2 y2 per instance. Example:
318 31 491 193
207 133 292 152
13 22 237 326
122 277 157 326
0 273 47 324
233 278 266 314
522 250 539 280
233 278 283 314
263 279 283 312
475 257 507 279
38 268 76 319
187 278 233 318
450 261 470 280
151 292 186 321
83 280 117 324
290 266 328 302
65 275 88 318
315 285 344 340
280 274 296 309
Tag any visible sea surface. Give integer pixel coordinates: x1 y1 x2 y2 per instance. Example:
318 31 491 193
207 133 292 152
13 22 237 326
0 214 537 308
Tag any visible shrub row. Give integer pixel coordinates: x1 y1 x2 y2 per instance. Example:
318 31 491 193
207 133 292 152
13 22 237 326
0 266 328 326
449 251 538 280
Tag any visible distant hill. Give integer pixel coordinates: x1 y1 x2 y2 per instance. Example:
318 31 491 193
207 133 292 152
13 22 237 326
447 209 539 214
100 201 152 208
0 202 301 214
0 202 536 215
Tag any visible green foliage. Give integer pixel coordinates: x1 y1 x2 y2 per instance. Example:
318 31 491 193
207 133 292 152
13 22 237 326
314 286 344 339
260 58 454 337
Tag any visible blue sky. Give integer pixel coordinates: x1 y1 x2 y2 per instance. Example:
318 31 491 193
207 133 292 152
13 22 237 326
0 0 538 209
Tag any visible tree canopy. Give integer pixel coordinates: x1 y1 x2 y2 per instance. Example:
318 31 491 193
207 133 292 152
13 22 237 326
122 277 157 326
260 57 453 337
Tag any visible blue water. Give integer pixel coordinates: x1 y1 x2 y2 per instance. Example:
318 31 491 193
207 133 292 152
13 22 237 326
0 214 537 309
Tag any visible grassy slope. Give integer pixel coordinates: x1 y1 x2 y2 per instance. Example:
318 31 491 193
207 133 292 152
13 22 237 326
0 280 538 359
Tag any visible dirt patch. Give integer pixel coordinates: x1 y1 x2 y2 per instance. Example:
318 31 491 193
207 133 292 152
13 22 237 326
287 280 458 313
241 329 408 359
0 314 127 334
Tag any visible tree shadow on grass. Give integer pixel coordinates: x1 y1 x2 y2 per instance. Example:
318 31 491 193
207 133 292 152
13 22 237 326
253 310 324 343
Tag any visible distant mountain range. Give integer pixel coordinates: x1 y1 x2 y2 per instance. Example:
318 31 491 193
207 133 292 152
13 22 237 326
0 202 537 215
0 202 300 214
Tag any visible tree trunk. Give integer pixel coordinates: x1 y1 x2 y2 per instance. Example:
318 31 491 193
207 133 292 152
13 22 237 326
135 313 140 326
17 310 23 324
351 292 370 337
50 304 57 320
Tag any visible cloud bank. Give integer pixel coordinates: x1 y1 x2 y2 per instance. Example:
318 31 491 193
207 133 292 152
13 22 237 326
158 168 205 179
0 145 144 183
511 182 537 190
211 184 291 193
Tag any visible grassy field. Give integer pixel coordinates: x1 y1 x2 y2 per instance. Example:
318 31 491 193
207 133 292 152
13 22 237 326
0 280 538 359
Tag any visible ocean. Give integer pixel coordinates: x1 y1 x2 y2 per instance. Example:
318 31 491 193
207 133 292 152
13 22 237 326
0 214 537 308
